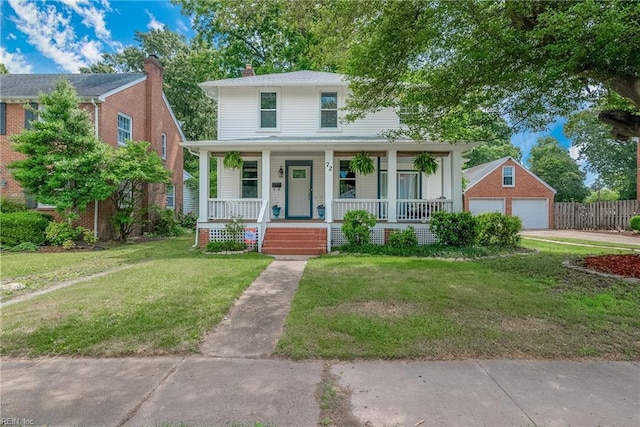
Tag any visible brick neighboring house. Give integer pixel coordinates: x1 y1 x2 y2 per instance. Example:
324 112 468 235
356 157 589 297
0 56 185 239
463 156 556 229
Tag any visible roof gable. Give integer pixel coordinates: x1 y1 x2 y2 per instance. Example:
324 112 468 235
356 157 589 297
463 156 556 193
0 73 146 100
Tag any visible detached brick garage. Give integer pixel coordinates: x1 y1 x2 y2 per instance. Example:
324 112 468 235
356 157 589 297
463 156 556 229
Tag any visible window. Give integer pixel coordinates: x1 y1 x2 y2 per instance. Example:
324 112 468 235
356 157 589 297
0 103 6 135
380 172 420 199
320 92 338 128
399 105 419 125
166 183 175 209
502 166 514 187
242 161 258 198
339 160 356 198
260 92 277 128
161 133 167 160
24 102 38 130
117 113 132 145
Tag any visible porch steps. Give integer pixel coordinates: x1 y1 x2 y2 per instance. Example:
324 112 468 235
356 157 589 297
262 228 327 255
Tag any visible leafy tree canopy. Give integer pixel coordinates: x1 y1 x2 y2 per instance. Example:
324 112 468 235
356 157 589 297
304 0 640 141
529 137 590 202
462 119 521 168
0 64 8 74
565 109 637 199
9 79 114 222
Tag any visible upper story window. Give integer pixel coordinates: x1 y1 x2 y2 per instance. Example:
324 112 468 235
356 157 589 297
242 161 259 198
161 133 167 160
24 102 38 130
502 166 515 187
399 105 419 125
117 113 132 146
260 92 277 129
320 92 338 128
166 182 175 209
339 160 356 198
0 103 6 135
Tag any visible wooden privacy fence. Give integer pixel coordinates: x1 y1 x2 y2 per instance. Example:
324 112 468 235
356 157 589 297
554 200 640 230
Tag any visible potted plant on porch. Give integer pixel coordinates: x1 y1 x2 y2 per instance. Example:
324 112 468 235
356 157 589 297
317 204 325 219
272 202 281 219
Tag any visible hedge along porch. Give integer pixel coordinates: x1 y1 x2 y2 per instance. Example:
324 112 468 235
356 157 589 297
188 138 472 254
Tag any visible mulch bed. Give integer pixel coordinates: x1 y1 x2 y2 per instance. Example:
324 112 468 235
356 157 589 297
583 254 640 279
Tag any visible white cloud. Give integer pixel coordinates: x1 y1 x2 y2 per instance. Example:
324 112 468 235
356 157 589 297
176 18 189 34
6 0 119 72
568 145 581 161
146 10 164 31
7 33 17 40
0 46 33 73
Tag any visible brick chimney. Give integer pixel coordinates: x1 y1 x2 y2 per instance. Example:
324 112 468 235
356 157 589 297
242 64 255 77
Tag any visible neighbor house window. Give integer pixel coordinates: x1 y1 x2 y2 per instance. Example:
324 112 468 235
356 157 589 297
117 113 132 145
242 161 258 198
0 103 6 135
161 133 167 160
320 92 338 128
24 102 38 130
260 92 277 128
339 160 356 198
502 166 514 187
399 105 419 125
166 182 175 209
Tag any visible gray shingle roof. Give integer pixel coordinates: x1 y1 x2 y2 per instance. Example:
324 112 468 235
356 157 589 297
463 156 511 188
0 73 146 100
200 70 346 88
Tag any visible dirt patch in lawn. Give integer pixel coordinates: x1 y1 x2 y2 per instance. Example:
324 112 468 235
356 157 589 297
501 317 559 333
321 301 422 319
583 254 640 279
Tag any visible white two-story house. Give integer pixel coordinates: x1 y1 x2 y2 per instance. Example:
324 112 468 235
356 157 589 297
185 66 475 254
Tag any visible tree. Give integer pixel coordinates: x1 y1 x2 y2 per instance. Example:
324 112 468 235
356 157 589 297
529 137 589 202
564 109 637 199
9 79 114 223
305 1 639 139
0 64 8 74
462 119 522 168
105 140 171 241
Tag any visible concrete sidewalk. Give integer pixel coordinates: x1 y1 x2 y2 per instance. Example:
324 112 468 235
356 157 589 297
1 357 638 426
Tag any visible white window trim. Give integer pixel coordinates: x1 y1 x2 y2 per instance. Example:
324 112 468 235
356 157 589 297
161 133 167 160
317 87 342 132
166 182 175 210
117 112 132 146
502 166 515 187
257 89 280 132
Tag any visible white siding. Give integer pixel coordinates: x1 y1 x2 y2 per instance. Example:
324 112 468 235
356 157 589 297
218 86 400 140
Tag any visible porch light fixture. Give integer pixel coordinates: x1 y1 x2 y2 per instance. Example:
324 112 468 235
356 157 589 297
278 166 284 178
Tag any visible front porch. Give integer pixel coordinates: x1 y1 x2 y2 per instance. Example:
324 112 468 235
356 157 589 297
189 139 470 253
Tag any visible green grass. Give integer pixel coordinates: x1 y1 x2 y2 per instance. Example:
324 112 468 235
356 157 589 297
277 243 640 360
522 236 640 251
1 237 272 357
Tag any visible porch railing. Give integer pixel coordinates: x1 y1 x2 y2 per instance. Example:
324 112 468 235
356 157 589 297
333 199 389 220
332 198 453 221
397 199 452 221
208 198 262 220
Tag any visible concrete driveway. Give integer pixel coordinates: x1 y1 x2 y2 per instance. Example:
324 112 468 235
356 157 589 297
521 229 640 247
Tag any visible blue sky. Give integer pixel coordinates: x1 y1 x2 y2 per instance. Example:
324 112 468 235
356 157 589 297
1 0 576 168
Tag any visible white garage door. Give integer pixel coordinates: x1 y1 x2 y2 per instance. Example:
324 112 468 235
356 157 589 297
468 198 505 215
512 199 549 229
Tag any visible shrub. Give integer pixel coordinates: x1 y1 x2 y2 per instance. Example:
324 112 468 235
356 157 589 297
342 210 377 245
388 226 418 247
178 211 198 229
0 212 51 246
0 197 28 213
224 216 246 241
7 242 38 252
206 240 247 252
153 208 183 237
45 222 96 246
429 211 478 246
630 215 640 232
476 212 522 246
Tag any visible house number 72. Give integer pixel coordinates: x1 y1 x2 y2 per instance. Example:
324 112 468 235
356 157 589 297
326 162 333 171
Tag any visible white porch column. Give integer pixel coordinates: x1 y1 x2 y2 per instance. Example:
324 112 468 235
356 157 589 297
261 149 271 222
324 149 334 223
388 149 397 222
198 149 210 222
451 151 463 212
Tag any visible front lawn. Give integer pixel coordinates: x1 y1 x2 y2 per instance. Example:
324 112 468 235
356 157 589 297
1 237 272 357
277 242 639 360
